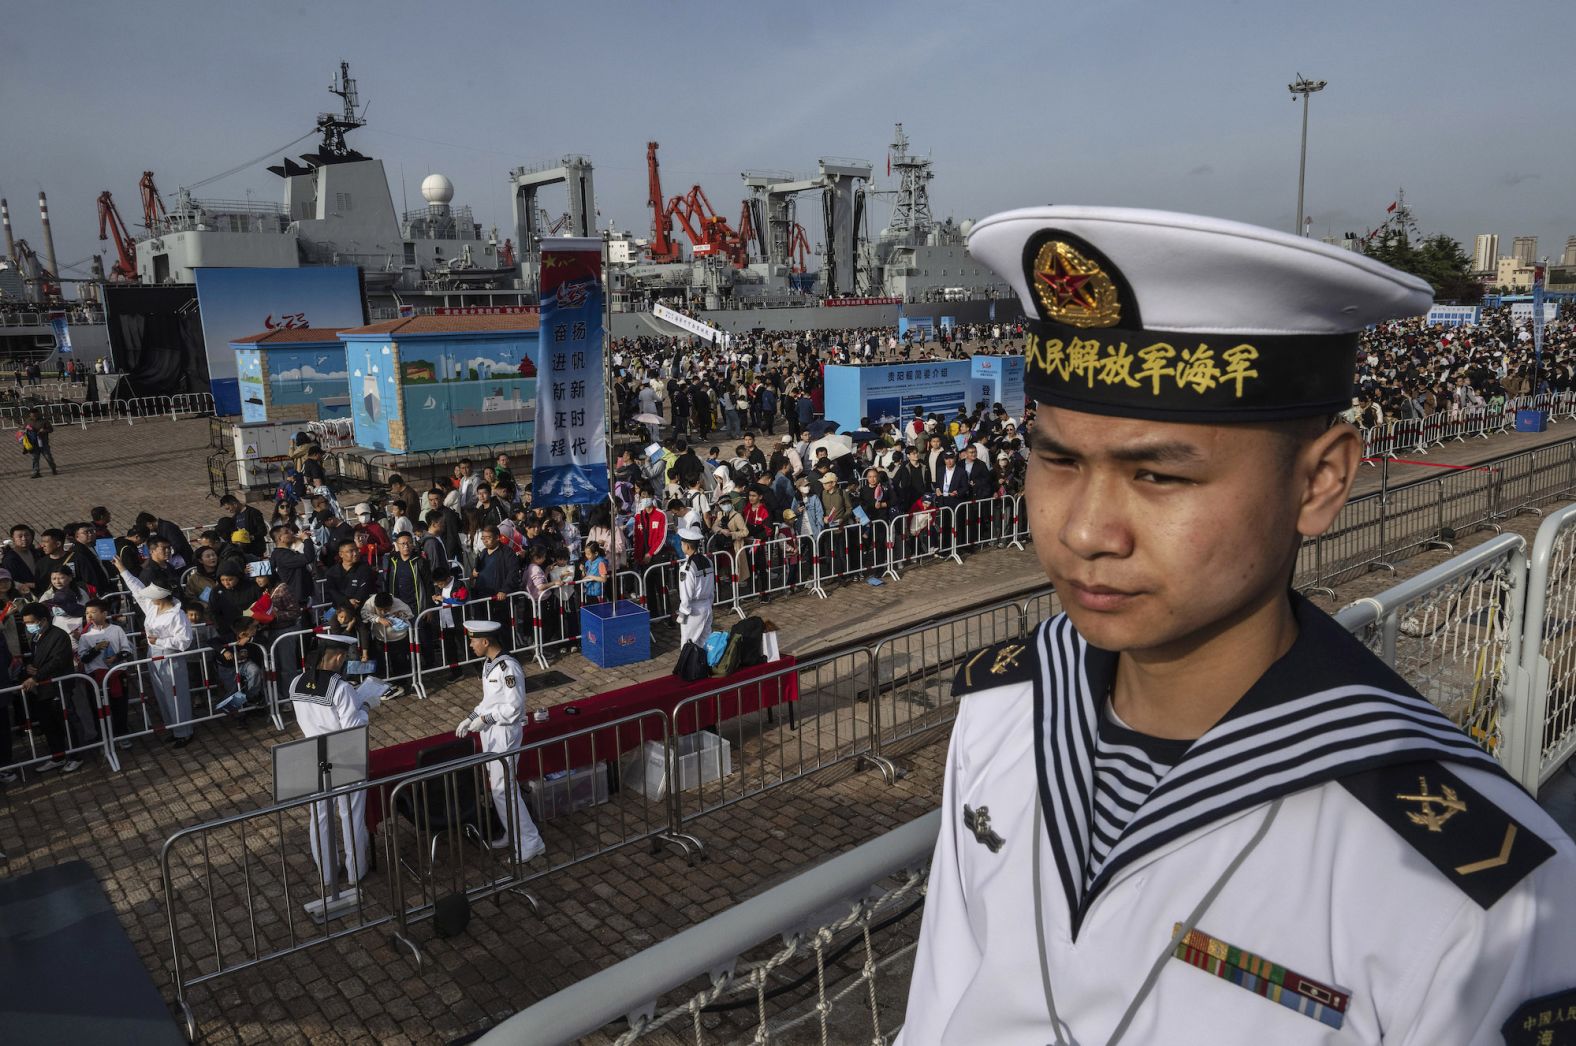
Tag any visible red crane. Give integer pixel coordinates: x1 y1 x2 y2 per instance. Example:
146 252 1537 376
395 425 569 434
138 171 168 234
666 185 751 268
96 191 139 281
646 142 681 263
645 141 751 267
787 222 811 274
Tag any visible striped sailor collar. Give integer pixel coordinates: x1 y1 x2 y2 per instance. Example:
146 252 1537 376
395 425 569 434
1033 592 1505 940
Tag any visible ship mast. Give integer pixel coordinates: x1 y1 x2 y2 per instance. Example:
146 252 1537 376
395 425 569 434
316 60 366 161
885 123 934 246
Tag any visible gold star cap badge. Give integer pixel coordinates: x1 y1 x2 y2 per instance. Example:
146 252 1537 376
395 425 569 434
1031 239 1122 328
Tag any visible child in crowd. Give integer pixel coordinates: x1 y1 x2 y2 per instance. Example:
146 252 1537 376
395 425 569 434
78 599 134 746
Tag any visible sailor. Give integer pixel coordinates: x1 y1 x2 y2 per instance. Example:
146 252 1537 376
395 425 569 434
455 620 546 862
287 633 400 891
897 207 1576 1046
116 556 196 744
674 526 715 650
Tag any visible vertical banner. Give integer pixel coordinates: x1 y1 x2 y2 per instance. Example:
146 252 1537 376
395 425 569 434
1533 282 1547 389
531 238 608 506
49 311 72 354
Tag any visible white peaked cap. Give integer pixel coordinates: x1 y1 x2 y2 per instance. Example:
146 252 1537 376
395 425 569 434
967 206 1432 338
966 206 1435 422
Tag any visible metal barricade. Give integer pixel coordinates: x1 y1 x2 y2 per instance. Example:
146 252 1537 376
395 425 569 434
386 709 676 963
159 772 410 1039
887 508 944 574
666 651 875 846
0 672 117 776
1515 503 1576 789
102 646 237 745
412 595 516 681
720 533 814 606
1333 533 1528 778
867 596 1028 756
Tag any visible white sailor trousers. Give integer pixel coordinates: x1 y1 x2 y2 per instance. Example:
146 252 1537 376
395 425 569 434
308 791 368 890
148 644 193 739
481 722 544 859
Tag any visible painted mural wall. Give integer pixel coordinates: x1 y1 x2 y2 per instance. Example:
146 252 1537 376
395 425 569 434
236 348 267 423
395 335 539 453
346 338 402 452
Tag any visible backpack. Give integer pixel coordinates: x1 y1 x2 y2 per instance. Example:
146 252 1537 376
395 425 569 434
729 616 766 667
712 634 744 677
268 581 302 627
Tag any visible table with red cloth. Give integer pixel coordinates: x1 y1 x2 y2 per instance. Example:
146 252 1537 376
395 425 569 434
363 655 798 830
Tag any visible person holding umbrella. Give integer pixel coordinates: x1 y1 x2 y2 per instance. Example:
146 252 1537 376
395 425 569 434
674 527 714 653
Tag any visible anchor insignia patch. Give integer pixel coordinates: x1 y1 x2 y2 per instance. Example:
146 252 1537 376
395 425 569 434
962 804 1005 853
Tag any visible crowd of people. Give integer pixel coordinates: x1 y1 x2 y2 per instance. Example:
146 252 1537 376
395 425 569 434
0 325 1034 780
1348 304 1575 429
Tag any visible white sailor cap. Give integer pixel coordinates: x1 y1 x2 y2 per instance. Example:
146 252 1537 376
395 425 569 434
142 584 172 601
677 526 704 542
966 206 1433 422
463 619 503 636
317 633 358 647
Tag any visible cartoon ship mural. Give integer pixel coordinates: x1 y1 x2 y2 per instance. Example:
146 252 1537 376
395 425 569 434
454 386 535 427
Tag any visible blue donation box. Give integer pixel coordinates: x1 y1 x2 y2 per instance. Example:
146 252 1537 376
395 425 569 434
580 600 651 668
1515 409 1548 433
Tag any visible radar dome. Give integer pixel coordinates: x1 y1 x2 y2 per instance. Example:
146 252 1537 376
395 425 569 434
959 219 975 238
420 174 455 205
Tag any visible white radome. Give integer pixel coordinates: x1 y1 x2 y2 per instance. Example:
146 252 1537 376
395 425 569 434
421 173 455 205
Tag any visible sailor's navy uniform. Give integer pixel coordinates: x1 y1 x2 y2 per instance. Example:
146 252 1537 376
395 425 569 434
898 602 1576 1045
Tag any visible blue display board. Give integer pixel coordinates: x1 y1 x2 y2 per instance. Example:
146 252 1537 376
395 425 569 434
194 267 365 416
823 361 971 432
969 355 1026 412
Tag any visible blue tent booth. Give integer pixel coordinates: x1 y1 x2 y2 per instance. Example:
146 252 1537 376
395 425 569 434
337 315 541 454
232 328 353 424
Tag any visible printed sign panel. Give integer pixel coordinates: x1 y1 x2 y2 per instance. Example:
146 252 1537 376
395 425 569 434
1424 306 1481 328
194 266 366 416
823 361 971 432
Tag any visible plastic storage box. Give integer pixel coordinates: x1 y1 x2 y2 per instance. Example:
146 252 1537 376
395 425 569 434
525 761 610 821
621 732 733 800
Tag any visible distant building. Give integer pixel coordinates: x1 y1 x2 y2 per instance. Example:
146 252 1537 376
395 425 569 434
1497 256 1537 291
1548 265 1576 293
1472 233 1500 274
1512 236 1538 265
1563 236 1576 267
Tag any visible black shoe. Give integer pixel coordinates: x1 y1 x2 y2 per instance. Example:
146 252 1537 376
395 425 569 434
172 736 194 748
29 473 39 479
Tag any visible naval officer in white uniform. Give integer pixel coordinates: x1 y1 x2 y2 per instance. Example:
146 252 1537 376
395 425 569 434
287 633 400 891
674 526 715 650
897 208 1576 1046
455 620 546 862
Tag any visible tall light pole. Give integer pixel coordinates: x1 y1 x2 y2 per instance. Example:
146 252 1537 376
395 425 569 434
1289 74 1327 237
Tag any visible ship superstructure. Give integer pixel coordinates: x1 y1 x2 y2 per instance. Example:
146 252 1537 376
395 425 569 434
136 63 510 296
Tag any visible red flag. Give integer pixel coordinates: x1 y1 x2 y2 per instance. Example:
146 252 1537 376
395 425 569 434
886 153 891 177
1386 201 1398 213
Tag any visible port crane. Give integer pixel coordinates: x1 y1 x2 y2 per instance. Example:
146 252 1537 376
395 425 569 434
645 141 752 268
139 171 169 234
96 191 139 281
10 239 60 298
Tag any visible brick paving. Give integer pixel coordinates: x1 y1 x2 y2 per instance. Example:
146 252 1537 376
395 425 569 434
2 414 1575 1044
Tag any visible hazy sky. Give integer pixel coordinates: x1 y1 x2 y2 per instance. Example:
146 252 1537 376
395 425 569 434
5 0 1573 279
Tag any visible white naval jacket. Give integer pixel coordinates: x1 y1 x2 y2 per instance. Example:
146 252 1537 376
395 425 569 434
288 668 375 737
898 600 1576 1046
471 653 527 741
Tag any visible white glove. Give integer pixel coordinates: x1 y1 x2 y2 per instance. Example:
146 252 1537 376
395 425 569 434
455 715 478 739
